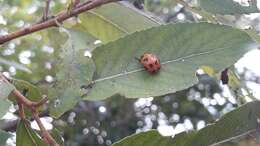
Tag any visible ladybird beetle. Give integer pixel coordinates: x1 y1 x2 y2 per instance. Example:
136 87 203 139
139 53 161 74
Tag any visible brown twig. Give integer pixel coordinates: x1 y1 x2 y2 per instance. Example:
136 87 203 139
31 109 59 146
34 95 49 107
11 88 58 145
0 0 119 45
12 90 57 145
0 110 49 132
12 89 40 108
42 0 52 21
0 72 56 145
17 101 25 119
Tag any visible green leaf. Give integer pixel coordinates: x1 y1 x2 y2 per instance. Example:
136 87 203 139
8 79 42 118
48 88 82 118
112 130 195 146
0 130 12 146
79 2 160 43
112 101 260 146
8 79 41 102
85 22 256 100
50 128 65 146
0 99 11 118
198 0 260 15
187 100 260 145
68 27 98 51
0 75 15 117
16 119 47 146
0 75 15 99
48 36 95 118
112 130 172 146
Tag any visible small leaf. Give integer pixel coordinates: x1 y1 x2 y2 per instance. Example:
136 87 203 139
16 119 47 146
0 75 15 99
0 100 11 118
48 36 95 118
8 79 42 118
79 2 160 43
198 0 260 15
113 101 260 146
0 130 12 146
0 75 15 117
50 128 65 146
200 66 215 76
85 22 257 100
8 79 41 102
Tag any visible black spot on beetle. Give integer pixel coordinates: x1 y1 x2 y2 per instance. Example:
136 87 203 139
143 58 148 62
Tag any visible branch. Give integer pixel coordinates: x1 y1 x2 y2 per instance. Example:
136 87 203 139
0 0 119 45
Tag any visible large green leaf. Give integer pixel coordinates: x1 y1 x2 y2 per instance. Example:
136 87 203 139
85 22 257 101
112 130 195 146
198 0 260 15
112 101 260 146
112 130 175 146
16 119 47 146
48 36 95 118
186 101 260 145
79 2 160 43
0 129 11 146
68 27 98 51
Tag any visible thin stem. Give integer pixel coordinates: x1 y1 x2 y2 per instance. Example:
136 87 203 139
18 101 25 119
12 89 35 107
76 0 92 8
0 0 119 45
34 95 48 107
74 0 81 8
31 110 59 146
11 89 57 145
42 0 52 21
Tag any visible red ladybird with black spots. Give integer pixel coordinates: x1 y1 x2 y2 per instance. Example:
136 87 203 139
139 53 161 74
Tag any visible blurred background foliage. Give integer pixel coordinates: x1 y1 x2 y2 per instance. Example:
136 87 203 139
1 0 260 146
